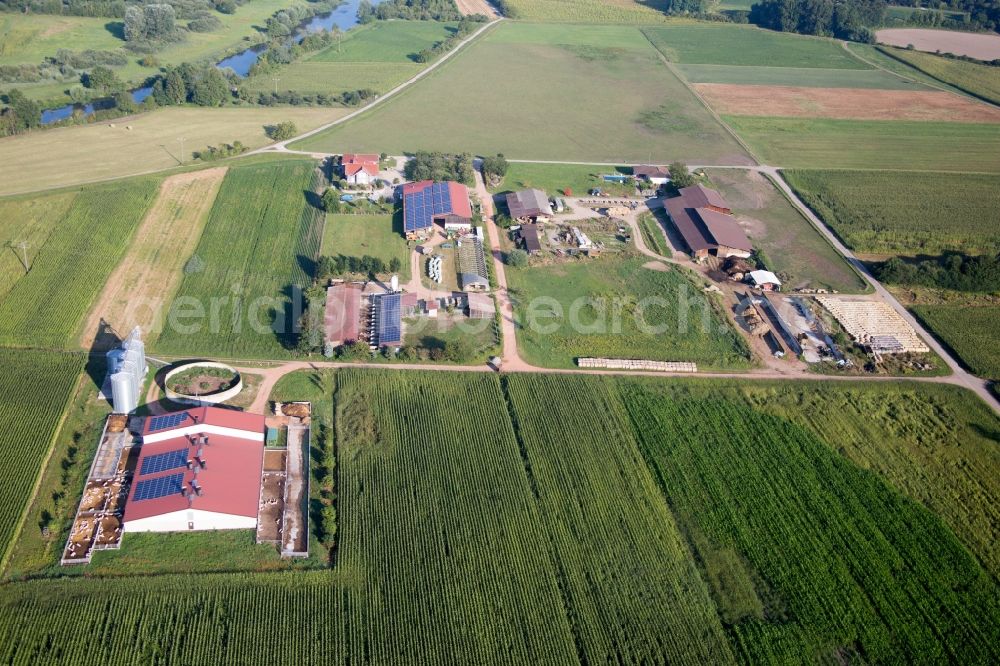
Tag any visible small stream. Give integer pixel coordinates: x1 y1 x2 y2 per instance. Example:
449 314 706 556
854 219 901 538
39 0 376 125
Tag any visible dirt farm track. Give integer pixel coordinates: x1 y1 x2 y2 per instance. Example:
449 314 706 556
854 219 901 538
455 0 498 17
876 28 1000 61
693 84 1000 122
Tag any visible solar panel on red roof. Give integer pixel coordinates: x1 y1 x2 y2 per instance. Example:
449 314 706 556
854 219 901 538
133 473 185 501
140 448 188 476
148 412 188 432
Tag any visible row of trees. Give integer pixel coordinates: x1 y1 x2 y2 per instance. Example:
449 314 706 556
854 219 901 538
317 254 403 281
893 0 1000 32
358 0 467 23
412 15 488 63
748 0 887 41
873 252 1000 291
0 49 127 85
0 0 245 19
404 151 475 185
323 337 480 362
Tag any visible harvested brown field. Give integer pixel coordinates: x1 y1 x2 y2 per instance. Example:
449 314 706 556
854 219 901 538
877 28 1000 61
455 0 498 16
694 83 1000 122
79 167 226 349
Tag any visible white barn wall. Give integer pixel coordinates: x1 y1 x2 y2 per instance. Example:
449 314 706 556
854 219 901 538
143 424 264 445
125 509 256 533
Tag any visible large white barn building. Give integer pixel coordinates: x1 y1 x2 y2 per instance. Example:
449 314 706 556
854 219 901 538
123 407 265 533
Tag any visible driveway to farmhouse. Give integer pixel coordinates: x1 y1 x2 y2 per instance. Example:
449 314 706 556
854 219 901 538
474 165 531 372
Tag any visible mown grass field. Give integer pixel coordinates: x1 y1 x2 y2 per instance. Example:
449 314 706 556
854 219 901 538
244 19 458 96
0 350 83 568
153 160 324 357
499 0 675 23
505 255 752 369
676 63 929 89
643 24 869 68
704 169 866 292
309 20 459 62
87 529 322 576
783 169 1000 255
244 61 420 95
0 14 121 65
295 22 751 164
1 371 997 662
488 161 633 197
912 305 1000 379
0 106 347 197
727 117 1000 171
878 45 1000 105
0 179 160 348
321 213 410 269
845 42 968 92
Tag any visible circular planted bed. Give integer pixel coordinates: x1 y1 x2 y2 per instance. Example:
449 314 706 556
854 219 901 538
164 361 243 405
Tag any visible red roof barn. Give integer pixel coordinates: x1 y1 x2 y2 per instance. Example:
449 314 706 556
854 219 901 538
663 185 751 259
124 408 265 532
402 180 473 239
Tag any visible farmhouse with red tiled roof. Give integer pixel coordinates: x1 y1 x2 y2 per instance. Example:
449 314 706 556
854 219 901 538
123 407 265 533
341 153 380 186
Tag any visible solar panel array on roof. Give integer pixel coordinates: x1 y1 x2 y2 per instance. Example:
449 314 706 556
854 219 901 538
404 182 458 233
140 448 189 476
376 293 402 345
133 472 185 501
148 412 188 432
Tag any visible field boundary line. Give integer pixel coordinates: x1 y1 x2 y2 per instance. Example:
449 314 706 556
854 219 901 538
842 41 986 102
0 368 84 575
263 17 504 153
754 169 872 294
639 30 761 166
870 44 1000 109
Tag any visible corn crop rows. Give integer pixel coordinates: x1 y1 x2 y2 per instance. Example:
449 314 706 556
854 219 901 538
333 369 578 664
783 169 1000 256
620 385 1000 663
0 180 159 348
155 161 324 358
0 571 353 665
503 373 736 665
0 349 82 556
2 372 997 664
912 304 1000 379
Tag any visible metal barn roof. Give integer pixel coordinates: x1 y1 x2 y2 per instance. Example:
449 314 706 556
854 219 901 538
402 181 473 233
